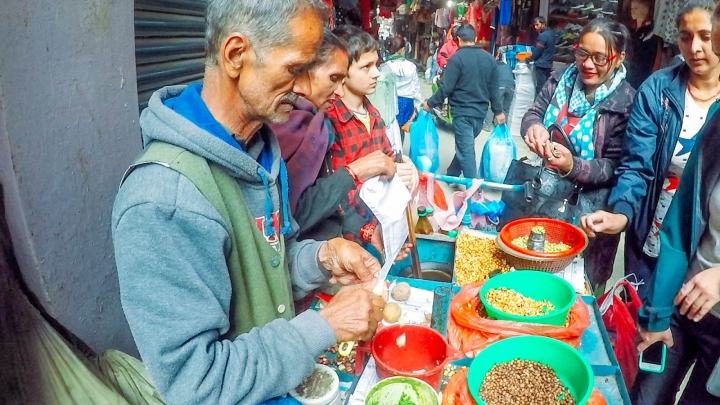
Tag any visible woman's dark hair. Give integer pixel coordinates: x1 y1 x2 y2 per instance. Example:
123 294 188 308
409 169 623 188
455 24 477 43
676 0 715 28
578 18 630 56
317 27 347 65
385 35 406 55
333 25 380 62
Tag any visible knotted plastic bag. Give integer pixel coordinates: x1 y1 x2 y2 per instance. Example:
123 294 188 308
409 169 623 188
409 110 440 173
598 279 641 389
446 280 591 357
441 368 608 405
479 123 516 183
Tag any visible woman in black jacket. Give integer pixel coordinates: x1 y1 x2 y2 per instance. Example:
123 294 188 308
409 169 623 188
522 19 636 290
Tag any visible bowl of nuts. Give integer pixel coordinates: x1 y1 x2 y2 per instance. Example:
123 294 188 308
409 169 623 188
479 270 576 326
467 336 594 405
497 218 588 273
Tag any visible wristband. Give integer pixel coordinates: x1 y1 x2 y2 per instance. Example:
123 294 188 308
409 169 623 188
360 221 378 243
345 165 360 185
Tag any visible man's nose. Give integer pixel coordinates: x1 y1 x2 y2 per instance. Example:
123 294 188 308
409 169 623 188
293 72 312 97
334 83 344 98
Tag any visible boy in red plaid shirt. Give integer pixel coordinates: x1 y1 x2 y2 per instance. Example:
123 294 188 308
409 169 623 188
327 25 419 255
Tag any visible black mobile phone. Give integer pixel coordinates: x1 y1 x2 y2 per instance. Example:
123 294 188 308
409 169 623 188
639 341 667 373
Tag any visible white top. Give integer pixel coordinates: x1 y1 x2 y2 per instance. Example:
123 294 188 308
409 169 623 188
380 59 423 109
643 90 708 257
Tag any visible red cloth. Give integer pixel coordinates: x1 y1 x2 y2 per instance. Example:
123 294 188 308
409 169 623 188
477 8 493 44
438 38 459 68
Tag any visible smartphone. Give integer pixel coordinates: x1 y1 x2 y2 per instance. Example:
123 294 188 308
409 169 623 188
638 341 667 373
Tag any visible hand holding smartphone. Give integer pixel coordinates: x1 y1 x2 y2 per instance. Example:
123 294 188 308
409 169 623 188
639 341 667 373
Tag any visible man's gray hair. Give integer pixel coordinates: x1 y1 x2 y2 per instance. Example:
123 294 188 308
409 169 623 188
205 0 327 65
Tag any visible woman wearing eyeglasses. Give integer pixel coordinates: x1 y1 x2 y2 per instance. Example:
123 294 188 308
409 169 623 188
521 18 635 290
581 0 720 299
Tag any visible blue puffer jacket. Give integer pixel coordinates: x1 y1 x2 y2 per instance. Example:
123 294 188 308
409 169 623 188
608 61 700 291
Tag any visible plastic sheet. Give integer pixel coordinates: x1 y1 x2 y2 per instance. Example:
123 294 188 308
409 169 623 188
446 280 591 357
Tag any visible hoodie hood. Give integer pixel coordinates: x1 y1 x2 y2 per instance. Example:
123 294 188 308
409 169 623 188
140 84 291 237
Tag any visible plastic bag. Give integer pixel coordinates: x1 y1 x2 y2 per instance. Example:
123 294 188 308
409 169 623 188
479 124 516 183
409 110 440 173
442 368 608 405
446 280 591 357
417 173 448 211
598 279 641 389
469 190 505 230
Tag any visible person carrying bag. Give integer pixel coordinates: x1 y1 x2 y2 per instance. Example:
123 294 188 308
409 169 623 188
499 18 636 290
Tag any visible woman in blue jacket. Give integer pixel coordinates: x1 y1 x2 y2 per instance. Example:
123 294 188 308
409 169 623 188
630 87 720 405
581 0 720 297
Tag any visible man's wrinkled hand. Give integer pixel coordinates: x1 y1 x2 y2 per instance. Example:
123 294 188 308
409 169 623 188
319 284 386 342
421 101 432 112
318 238 381 287
397 156 420 195
347 151 396 181
494 113 506 125
580 211 628 237
674 266 720 322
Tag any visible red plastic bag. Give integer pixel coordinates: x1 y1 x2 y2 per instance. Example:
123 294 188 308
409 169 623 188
442 368 608 405
446 280 591 357
598 279 641 389
418 173 448 211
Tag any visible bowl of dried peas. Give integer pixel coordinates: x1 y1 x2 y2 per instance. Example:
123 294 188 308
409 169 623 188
496 218 588 273
467 336 594 405
479 270 576 326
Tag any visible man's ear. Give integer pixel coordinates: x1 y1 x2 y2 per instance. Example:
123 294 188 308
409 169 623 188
221 33 251 79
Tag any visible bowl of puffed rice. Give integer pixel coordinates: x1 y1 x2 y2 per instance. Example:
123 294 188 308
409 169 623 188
496 218 588 273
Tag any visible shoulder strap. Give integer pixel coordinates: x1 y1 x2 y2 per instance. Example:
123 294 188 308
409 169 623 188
122 141 235 228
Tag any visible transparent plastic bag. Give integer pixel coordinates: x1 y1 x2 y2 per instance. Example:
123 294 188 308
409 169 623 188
479 123 516 183
409 110 440 173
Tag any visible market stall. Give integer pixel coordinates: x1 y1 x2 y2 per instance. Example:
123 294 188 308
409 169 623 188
285 173 634 405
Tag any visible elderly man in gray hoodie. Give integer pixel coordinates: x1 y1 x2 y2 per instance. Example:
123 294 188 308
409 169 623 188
111 1 386 404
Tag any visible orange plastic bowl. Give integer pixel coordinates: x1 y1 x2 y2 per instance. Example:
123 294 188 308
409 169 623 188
499 218 588 259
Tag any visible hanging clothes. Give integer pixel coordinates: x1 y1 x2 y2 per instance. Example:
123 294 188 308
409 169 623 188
654 0 683 43
477 7 494 50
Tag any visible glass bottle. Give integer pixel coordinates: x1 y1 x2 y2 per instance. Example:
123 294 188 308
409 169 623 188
415 206 434 235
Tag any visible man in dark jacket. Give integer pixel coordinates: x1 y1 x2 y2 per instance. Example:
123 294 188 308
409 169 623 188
422 24 505 179
529 17 556 94
484 57 516 131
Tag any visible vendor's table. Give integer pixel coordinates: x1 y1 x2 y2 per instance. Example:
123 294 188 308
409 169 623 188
334 276 631 405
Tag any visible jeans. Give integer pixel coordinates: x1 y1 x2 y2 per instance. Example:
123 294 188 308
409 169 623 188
484 87 515 127
534 66 551 95
631 310 720 405
447 114 486 178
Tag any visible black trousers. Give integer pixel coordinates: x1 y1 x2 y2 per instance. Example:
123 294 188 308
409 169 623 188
534 66 551 95
631 310 720 405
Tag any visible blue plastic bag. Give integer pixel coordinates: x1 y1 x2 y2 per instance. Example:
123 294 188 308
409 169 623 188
409 110 440 173
479 123 516 183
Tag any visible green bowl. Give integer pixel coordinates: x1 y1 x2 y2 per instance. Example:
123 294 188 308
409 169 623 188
467 336 594 405
479 270 576 326
364 376 439 405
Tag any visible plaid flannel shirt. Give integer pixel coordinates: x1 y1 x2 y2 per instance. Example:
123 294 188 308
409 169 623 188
326 97 395 242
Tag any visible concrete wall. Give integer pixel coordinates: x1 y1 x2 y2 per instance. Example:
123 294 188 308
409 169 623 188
0 0 141 355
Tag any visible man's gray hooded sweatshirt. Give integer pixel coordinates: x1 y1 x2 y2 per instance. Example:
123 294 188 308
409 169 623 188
112 85 337 405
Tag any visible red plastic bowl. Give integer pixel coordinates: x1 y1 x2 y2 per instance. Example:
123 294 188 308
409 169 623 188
499 218 588 259
371 325 462 389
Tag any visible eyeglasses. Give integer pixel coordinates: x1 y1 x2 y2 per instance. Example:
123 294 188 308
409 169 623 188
573 44 617 67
